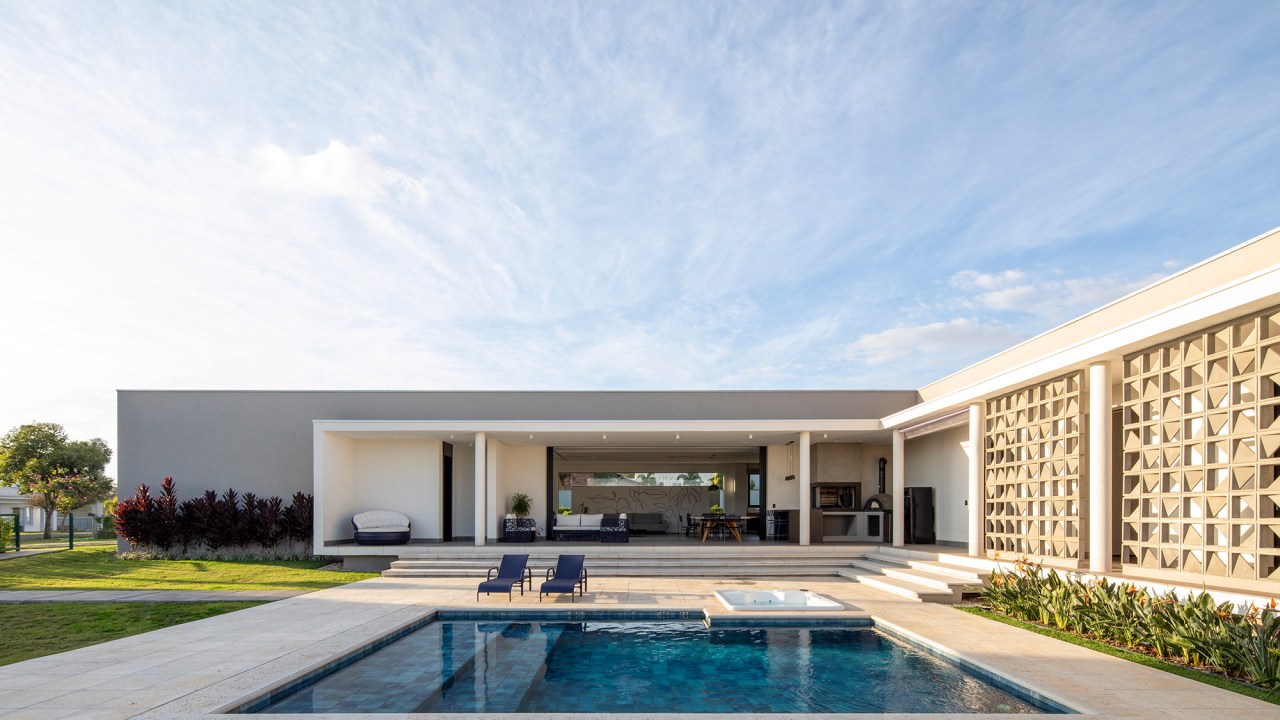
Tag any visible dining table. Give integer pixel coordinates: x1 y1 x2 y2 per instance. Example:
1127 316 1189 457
699 514 742 543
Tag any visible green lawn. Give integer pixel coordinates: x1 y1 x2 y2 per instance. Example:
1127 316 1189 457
957 605 1280 706
0 602 262 666
0 545 378 591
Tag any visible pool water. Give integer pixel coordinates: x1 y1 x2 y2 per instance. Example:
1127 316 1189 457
250 619 1059 714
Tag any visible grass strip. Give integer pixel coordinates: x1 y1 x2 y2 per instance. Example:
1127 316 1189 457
0 545 378 591
0 601 262 666
956 604 1280 706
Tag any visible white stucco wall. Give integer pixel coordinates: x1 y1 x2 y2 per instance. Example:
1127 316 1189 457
495 443 547 536
904 427 968 544
351 439 442 540
319 434 355 544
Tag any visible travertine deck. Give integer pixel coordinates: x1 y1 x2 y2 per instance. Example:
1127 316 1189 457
0 575 1275 719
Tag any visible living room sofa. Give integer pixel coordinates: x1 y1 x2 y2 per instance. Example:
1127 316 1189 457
552 513 628 542
627 513 666 534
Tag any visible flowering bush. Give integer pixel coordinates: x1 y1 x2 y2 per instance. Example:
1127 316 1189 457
115 477 314 559
982 557 1280 689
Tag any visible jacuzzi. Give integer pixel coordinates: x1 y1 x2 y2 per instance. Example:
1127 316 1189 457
714 589 843 611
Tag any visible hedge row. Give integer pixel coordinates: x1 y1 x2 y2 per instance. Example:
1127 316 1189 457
115 477 313 558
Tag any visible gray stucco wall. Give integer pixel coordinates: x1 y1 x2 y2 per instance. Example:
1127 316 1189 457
116 390 920 501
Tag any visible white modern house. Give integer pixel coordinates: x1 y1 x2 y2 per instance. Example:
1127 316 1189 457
0 486 106 533
118 225 1280 596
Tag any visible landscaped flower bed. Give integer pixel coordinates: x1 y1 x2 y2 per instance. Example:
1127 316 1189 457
981 557 1280 691
114 477 314 559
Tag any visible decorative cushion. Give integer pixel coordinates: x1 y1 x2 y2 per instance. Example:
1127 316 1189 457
353 510 410 531
557 514 580 527
580 513 603 529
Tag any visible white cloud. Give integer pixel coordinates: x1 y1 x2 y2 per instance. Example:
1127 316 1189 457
950 269 1028 291
255 139 428 205
948 267 1164 320
843 318 1026 366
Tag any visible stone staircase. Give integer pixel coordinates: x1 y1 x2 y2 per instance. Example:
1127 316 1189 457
383 547 870 579
837 546 994 603
382 545 995 603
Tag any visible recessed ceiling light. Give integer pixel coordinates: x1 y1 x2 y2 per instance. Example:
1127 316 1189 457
748 434 753 439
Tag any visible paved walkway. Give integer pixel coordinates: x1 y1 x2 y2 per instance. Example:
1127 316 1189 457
0 589 308 603
0 548 62 561
0 576 1276 719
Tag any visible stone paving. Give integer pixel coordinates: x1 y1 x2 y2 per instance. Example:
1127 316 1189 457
0 574 1276 719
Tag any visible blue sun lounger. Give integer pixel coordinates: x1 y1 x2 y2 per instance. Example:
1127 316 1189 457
539 554 588 602
477 554 532 601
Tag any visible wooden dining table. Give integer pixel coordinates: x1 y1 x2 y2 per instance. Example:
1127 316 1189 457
699 514 742 543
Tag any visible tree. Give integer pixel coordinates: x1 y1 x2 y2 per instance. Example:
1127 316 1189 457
675 472 703 486
0 423 114 538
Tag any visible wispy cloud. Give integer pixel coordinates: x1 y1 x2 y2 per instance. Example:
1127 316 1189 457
949 267 1166 322
843 318 1026 367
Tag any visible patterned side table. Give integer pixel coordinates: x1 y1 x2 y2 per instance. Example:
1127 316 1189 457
503 518 536 543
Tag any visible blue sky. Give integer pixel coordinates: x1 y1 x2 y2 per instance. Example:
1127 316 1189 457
2 2 1279 470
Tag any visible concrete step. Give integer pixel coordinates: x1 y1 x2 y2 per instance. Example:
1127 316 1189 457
384 551 865 578
864 546 995 580
905 559 989 585
836 568 957 603
846 558 970 594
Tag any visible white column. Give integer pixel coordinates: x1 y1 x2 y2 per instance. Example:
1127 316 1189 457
1089 362 1113 573
892 429 905 547
473 432 487 546
968 403 984 556
798 431 812 546
486 442 499 542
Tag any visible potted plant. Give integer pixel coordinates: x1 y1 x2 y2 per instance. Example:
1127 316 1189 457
558 506 573 515
510 493 533 518
709 504 724 515
504 493 536 543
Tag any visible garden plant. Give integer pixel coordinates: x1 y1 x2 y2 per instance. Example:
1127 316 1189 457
981 557 1280 691
114 477 314 559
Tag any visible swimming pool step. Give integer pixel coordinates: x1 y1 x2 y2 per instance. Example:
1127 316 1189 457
836 568 958 603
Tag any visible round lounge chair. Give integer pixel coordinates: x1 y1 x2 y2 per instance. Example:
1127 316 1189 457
352 510 411 545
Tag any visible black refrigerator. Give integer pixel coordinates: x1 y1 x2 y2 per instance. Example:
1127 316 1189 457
903 487 935 544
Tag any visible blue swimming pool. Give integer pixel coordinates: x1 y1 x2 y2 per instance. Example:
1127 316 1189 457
245 616 1064 714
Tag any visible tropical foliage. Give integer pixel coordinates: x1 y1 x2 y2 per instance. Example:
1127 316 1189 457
982 557 1280 690
0 422 114 538
675 471 703 486
509 492 533 517
0 515 13 551
115 477 314 559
